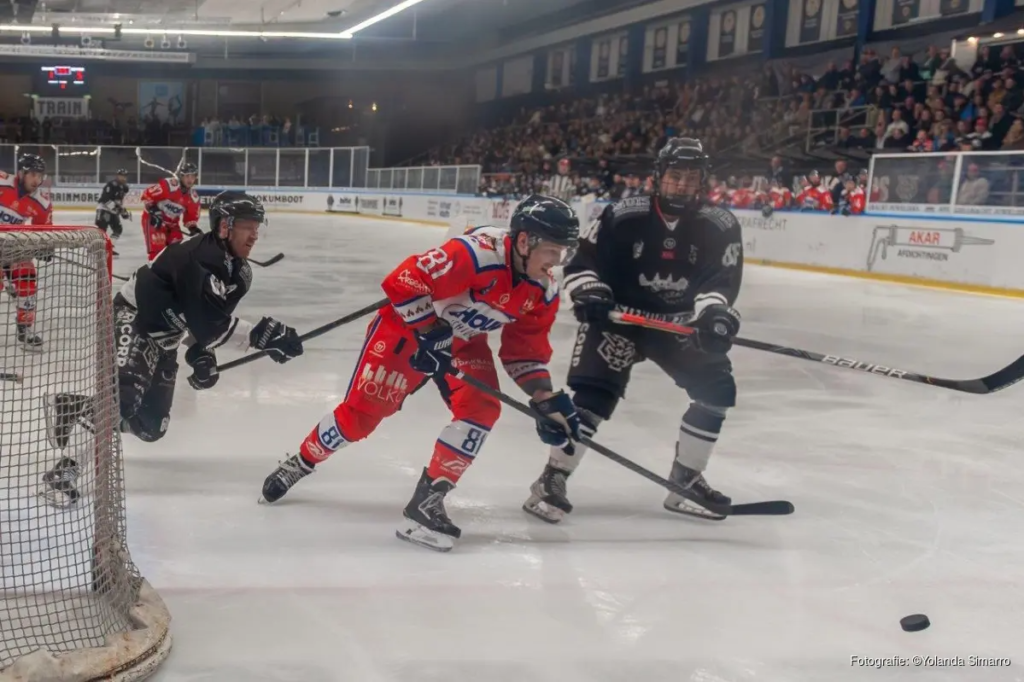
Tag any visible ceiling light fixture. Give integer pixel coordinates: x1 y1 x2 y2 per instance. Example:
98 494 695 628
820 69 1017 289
340 0 426 38
0 24 354 40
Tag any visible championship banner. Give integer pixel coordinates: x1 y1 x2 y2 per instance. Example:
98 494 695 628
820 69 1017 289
32 97 89 120
597 39 611 79
748 3 766 53
892 0 920 25
677 20 691 67
719 10 736 57
800 0 822 44
617 35 629 75
652 26 668 70
551 50 564 87
835 0 859 37
939 0 968 15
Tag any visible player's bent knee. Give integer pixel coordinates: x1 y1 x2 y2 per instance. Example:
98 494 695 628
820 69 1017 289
570 384 620 422
687 370 736 409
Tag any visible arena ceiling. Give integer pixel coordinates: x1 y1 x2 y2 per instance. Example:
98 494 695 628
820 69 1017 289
2 0 643 64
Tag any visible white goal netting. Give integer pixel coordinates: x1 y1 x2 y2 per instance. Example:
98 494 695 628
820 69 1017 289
0 226 170 681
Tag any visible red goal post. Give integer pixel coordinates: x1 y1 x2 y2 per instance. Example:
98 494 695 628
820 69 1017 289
0 225 171 681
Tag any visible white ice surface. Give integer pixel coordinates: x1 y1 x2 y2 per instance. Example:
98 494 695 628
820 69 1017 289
46 213 1024 679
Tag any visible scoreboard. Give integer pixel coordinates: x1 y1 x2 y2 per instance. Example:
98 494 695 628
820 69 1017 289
34 65 89 96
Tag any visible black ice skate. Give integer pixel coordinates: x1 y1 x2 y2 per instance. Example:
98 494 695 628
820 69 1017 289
396 468 461 552
523 464 573 524
38 456 81 509
663 461 733 521
44 393 95 450
17 324 43 351
259 454 314 504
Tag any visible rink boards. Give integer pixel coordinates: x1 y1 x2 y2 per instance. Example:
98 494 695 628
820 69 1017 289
49 185 1024 297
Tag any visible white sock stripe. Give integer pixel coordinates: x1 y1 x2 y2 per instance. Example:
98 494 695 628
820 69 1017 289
680 422 718 443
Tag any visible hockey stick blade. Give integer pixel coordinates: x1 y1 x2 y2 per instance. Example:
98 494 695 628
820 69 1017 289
450 369 793 518
216 298 387 373
249 253 284 268
610 311 1024 395
112 273 129 282
2 371 23 384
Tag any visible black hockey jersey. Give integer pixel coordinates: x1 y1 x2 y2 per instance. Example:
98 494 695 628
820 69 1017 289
117 232 254 350
563 195 743 316
97 180 130 214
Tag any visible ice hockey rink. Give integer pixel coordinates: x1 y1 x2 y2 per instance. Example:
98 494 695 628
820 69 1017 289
17 211 1024 681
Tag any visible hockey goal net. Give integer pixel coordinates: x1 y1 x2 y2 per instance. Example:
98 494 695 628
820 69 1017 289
0 226 171 681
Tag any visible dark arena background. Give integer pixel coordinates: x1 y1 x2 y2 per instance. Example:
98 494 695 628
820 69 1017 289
0 0 1023 680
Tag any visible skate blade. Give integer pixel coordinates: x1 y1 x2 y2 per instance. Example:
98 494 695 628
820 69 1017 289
20 341 44 353
522 496 565 524
663 494 727 521
395 520 456 552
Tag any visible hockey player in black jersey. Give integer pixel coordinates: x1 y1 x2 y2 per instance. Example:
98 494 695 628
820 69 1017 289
39 191 305 507
95 168 131 246
523 137 744 522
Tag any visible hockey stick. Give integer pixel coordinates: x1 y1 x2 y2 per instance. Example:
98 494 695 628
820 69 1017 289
112 273 129 282
216 298 387 373
610 311 1024 395
248 253 284 267
448 369 793 518
1 371 22 383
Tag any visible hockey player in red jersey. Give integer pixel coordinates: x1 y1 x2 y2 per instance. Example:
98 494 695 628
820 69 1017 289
706 177 727 206
768 178 793 210
795 170 834 212
0 153 53 349
259 195 582 552
835 175 866 215
729 176 756 209
141 162 201 261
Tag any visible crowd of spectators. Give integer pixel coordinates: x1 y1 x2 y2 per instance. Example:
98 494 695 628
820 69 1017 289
193 114 320 147
0 113 188 146
823 43 1024 153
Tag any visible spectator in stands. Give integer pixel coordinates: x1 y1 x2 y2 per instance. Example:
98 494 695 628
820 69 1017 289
958 163 990 205
1002 117 1024 149
885 109 910 140
967 119 995 150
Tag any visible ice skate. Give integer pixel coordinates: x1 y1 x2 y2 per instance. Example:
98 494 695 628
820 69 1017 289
38 456 81 509
44 393 95 450
17 324 43 351
259 453 314 504
523 464 573 524
663 461 732 521
396 468 461 552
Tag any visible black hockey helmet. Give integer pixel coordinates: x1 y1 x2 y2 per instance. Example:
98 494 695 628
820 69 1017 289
115 168 128 176
654 137 709 214
509 195 579 248
17 153 46 174
177 162 198 184
209 191 266 236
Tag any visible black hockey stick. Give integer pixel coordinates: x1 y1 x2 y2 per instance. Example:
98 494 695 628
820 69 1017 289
448 369 793 518
611 311 1024 395
249 253 284 268
217 298 387 373
112 273 129 282
1 371 22 384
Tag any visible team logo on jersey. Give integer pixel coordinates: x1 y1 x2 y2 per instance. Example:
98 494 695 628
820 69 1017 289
663 238 676 250
498 293 511 305
520 297 536 314
207 275 237 299
721 243 741 267
633 241 643 259
370 340 387 357
471 234 498 251
397 269 431 295
597 332 636 372
639 273 690 292
0 206 28 224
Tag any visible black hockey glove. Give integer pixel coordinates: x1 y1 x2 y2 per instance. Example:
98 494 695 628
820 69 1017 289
146 207 163 229
570 280 616 324
185 344 219 391
691 303 741 354
185 223 202 236
120 207 132 221
409 322 453 377
530 390 583 454
250 317 304 364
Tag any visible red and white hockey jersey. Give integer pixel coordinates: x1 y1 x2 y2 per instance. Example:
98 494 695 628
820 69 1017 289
842 186 866 214
0 172 52 226
380 226 559 391
729 187 755 209
142 177 200 232
796 185 834 211
769 186 793 210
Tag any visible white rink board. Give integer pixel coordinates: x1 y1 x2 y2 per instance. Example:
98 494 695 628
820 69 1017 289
50 186 1024 293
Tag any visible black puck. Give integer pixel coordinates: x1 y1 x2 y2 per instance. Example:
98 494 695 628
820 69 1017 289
900 614 930 632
